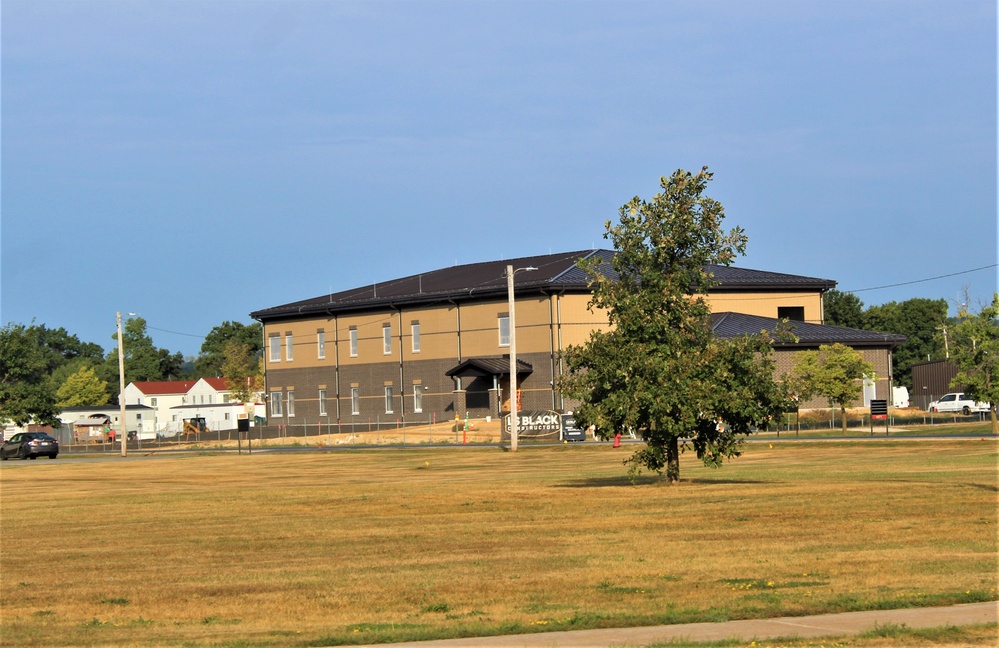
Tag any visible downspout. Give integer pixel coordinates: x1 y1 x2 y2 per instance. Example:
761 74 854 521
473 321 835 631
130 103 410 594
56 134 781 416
396 306 405 421
555 292 566 411
546 291 557 410
449 299 463 392
331 312 341 425
260 321 268 419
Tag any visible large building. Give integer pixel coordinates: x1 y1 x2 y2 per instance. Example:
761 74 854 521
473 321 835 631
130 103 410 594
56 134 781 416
250 250 904 428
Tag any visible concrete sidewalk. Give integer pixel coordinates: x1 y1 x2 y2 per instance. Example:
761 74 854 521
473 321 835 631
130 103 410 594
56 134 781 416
352 601 998 648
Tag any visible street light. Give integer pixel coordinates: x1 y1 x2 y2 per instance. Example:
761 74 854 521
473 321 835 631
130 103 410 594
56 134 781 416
116 311 138 457
506 264 537 452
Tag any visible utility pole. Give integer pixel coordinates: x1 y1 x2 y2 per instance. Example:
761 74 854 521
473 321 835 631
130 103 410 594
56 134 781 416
507 266 518 452
506 264 537 452
117 312 127 457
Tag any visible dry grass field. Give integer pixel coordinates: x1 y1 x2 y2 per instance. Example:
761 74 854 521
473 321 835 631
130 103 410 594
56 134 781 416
1 440 996 647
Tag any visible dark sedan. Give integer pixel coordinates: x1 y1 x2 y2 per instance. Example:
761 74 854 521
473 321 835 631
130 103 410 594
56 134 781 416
1 432 59 460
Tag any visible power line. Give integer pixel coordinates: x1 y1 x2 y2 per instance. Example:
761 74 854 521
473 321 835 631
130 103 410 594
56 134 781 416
147 325 205 339
843 263 997 294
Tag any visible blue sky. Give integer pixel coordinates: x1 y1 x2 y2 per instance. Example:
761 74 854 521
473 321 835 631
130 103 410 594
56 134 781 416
2 0 996 358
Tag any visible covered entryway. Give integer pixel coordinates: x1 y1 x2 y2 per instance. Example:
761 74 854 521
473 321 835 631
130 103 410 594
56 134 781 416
445 357 533 417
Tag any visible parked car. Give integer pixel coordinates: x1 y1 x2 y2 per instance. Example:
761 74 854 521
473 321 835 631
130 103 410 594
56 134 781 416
1 432 60 460
927 393 990 415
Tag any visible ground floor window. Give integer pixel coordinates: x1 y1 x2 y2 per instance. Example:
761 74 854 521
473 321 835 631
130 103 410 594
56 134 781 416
319 389 327 416
270 392 283 417
413 385 423 413
385 386 394 414
287 392 296 417
351 388 360 415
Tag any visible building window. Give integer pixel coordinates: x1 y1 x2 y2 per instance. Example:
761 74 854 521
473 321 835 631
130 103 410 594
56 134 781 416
777 306 806 322
319 389 327 416
498 315 511 347
413 385 423 413
412 322 421 353
270 392 283 417
383 324 392 355
350 328 358 357
150 398 157 407
384 386 394 413
269 335 281 362
286 333 294 361
351 387 360 415
287 392 295 417
317 330 326 359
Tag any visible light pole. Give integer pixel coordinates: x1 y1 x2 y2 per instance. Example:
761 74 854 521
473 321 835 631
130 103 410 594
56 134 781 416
506 264 537 452
117 312 127 457
116 311 138 457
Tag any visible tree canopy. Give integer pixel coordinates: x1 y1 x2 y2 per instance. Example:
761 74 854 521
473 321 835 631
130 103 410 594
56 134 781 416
824 292 949 389
56 366 110 408
823 289 865 329
949 293 998 434
221 340 265 404
196 321 262 378
863 298 947 388
99 317 185 401
0 323 61 426
563 167 790 483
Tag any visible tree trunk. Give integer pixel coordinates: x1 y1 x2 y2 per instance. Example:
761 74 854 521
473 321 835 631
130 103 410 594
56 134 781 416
840 405 848 435
665 436 680 483
991 405 997 436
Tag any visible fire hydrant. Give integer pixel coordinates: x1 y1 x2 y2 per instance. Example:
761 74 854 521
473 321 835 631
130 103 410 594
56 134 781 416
613 432 622 448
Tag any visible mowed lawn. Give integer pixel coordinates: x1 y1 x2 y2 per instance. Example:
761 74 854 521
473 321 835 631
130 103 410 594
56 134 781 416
1 440 996 647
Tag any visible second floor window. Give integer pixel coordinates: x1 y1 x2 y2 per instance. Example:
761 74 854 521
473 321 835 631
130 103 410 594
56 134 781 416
286 333 294 361
383 324 392 355
317 331 326 359
412 322 421 353
498 315 510 347
269 335 281 362
349 328 358 357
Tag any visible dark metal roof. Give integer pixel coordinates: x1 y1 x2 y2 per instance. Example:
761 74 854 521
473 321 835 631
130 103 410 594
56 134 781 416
251 249 836 322
709 312 906 348
445 357 534 378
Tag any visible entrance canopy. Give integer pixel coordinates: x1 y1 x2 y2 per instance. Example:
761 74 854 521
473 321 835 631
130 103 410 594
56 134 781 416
445 357 533 379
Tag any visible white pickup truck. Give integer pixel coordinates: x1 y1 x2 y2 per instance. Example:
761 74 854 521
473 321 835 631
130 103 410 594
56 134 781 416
927 392 990 414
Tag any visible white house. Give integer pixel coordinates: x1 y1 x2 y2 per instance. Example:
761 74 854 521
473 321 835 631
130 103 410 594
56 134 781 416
124 378 263 438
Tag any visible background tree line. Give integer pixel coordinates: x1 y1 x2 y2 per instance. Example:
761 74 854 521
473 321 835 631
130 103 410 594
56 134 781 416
0 319 262 426
823 290 955 389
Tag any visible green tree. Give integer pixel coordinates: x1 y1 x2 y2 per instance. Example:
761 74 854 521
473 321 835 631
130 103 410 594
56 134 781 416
221 341 264 404
791 343 875 434
99 317 184 401
563 167 789 483
196 321 262 378
823 289 865 329
863 298 947 389
0 323 60 426
949 294 998 434
56 366 110 407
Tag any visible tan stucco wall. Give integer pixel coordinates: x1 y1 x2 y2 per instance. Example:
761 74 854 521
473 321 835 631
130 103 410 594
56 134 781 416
707 291 824 322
